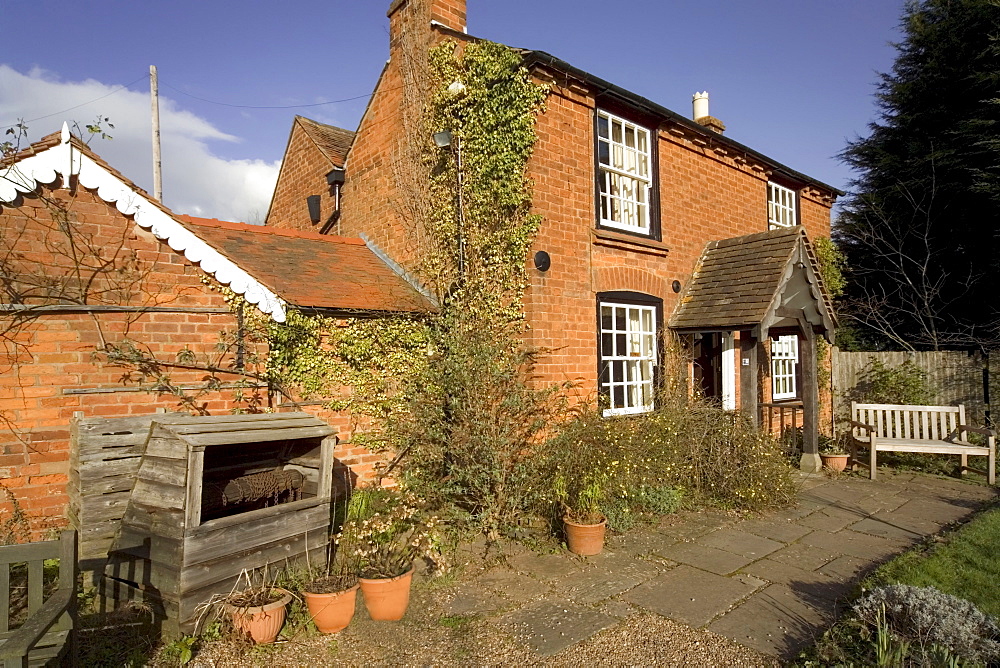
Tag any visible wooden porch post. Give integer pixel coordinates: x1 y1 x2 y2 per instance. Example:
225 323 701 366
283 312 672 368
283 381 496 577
799 325 821 473
739 330 759 425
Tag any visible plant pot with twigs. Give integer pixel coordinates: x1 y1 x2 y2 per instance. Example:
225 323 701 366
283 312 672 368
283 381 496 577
302 574 359 633
222 587 292 644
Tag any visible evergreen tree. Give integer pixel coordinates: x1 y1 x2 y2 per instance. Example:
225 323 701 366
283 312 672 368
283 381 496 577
838 0 1000 351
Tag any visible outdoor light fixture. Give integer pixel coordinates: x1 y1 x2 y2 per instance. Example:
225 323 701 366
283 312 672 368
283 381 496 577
672 280 682 293
433 130 453 148
307 195 321 224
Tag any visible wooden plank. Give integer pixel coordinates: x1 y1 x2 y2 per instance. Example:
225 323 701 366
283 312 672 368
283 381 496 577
184 501 329 565
27 561 42 616
1 564 8 633
318 435 335 499
183 426 332 448
136 456 187 488
185 450 204 529
152 412 316 427
141 436 189 461
78 457 143 482
180 526 328 593
121 500 185 541
167 417 329 436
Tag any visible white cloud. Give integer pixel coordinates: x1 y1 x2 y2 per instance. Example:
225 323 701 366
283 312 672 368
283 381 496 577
0 65 279 222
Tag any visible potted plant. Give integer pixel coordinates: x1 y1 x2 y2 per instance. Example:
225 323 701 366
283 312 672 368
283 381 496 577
219 573 293 644
337 489 439 621
555 471 608 556
819 434 851 473
302 571 359 634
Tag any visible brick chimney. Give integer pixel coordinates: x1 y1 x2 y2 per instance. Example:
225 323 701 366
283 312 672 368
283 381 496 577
388 0 467 39
692 91 726 134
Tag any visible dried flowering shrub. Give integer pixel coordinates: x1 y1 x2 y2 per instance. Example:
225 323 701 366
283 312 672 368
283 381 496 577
335 490 441 579
853 584 1000 664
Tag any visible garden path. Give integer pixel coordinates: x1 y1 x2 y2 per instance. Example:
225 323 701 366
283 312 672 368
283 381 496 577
436 471 996 661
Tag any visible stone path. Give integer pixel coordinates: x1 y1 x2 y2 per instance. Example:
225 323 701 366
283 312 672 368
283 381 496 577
439 471 996 660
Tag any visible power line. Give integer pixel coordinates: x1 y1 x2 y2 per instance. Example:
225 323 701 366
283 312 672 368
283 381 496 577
159 81 373 109
1 74 149 130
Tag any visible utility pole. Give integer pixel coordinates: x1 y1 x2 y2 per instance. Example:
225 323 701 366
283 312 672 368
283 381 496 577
150 65 162 202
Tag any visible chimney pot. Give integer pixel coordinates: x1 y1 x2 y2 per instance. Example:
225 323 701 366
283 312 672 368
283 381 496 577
692 91 725 134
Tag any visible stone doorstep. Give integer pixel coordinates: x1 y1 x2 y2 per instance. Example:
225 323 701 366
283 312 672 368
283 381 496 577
497 598 617 657
621 565 766 628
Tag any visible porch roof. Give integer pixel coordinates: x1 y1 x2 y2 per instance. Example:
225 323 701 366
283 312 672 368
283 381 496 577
669 226 836 341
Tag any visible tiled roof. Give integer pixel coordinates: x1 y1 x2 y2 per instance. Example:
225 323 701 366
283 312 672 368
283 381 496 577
295 116 355 167
178 216 432 314
670 226 832 331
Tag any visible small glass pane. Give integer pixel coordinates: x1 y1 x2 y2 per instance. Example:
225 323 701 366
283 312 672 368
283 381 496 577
601 306 613 330
613 360 624 381
598 141 610 166
615 308 626 331
625 126 635 148
616 333 626 355
599 361 610 385
601 333 613 355
612 119 622 143
598 115 609 139
613 385 625 408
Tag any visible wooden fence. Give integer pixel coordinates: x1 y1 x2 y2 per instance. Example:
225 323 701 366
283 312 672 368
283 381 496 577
831 348 991 429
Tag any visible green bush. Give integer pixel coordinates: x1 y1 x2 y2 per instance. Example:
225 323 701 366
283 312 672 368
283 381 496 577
853 358 933 405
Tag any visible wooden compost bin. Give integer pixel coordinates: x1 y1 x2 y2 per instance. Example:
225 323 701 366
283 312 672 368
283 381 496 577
101 412 336 636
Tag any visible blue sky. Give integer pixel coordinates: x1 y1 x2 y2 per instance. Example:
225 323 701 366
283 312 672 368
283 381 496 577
0 0 904 221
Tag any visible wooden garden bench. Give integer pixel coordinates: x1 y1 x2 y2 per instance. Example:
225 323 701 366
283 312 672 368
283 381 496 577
850 402 995 484
0 531 77 668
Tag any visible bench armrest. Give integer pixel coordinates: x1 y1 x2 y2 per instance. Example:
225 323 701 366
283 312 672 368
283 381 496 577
958 424 996 439
849 420 876 434
0 587 73 661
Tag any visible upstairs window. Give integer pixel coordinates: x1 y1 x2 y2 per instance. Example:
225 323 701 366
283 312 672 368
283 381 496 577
770 335 799 400
597 110 652 235
768 182 797 229
599 299 657 416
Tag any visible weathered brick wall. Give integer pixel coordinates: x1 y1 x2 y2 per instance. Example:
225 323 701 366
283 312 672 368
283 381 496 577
523 79 835 401
0 184 366 538
266 121 335 232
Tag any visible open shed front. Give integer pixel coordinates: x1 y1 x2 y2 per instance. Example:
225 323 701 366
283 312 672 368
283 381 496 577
76 412 337 636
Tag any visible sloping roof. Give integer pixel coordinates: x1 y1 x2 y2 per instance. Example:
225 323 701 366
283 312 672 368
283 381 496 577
499 47 838 198
178 216 433 314
0 125 287 321
295 116 355 167
670 226 836 338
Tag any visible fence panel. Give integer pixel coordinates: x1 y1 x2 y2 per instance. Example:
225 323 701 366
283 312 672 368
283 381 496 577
831 349 988 429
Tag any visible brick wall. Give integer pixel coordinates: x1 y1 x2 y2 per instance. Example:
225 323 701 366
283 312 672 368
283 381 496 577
0 183 368 538
266 120 335 232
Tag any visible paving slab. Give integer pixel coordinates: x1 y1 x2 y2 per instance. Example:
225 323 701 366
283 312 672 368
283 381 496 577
475 569 549 604
698 528 784 559
797 505 869 532
509 552 583 580
498 598 616 657
553 558 662 605
611 529 680 557
657 512 734 540
657 541 758 575
799 529 910 562
622 565 764 627
741 558 848 601
708 583 837 659
767 541 840 571
849 515 928 541
736 518 812 544
817 555 871 582
444 583 509 617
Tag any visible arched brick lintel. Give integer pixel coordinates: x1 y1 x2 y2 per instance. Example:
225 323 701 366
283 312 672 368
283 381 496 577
592 266 665 299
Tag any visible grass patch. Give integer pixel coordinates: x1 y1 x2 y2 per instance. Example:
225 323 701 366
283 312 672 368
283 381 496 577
439 614 473 629
866 504 1000 617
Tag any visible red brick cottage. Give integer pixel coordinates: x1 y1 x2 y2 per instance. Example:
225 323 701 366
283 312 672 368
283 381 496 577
264 0 841 471
0 126 430 537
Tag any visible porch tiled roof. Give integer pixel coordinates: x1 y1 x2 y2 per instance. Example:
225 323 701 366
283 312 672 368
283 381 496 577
670 226 824 331
296 116 354 167
178 217 432 314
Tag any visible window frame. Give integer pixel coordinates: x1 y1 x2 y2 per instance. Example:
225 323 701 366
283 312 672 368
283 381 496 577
596 291 663 417
767 181 799 229
770 334 799 401
594 107 660 239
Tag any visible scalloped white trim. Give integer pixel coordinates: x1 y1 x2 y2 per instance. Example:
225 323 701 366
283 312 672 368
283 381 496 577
0 124 287 322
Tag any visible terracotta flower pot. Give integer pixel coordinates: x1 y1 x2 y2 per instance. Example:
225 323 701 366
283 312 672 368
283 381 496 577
304 582 360 634
359 567 415 621
821 453 850 473
224 588 292 644
564 517 607 556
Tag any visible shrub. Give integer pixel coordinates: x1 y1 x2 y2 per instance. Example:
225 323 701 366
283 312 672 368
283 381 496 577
853 584 1000 664
853 358 933 405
